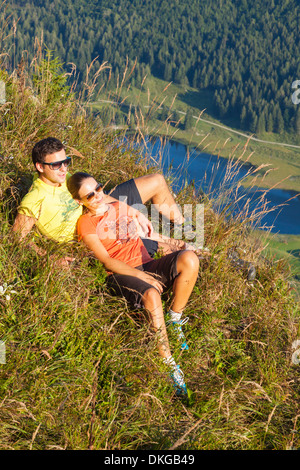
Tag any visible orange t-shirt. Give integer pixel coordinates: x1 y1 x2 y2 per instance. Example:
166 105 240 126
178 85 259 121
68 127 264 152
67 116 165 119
77 202 152 268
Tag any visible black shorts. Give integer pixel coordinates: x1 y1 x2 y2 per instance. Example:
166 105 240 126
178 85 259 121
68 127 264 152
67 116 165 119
108 178 143 207
108 178 158 257
106 250 183 309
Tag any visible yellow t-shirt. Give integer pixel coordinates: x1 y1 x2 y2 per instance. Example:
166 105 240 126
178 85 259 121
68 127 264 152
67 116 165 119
18 174 82 243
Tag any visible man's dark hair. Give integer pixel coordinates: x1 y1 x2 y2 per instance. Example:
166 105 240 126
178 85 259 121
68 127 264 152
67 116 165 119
32 137 65 167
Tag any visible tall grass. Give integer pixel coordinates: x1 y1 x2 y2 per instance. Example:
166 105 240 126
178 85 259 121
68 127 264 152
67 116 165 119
0 14 300 449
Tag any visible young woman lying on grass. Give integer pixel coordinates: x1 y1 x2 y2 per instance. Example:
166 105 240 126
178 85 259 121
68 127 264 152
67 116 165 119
67 172 200 397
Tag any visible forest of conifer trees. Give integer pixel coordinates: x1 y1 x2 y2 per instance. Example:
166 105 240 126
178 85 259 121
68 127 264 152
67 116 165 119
3 0 300 135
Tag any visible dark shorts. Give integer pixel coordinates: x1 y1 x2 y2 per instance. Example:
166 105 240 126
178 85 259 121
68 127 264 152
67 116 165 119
108 178 158 257
108 178 143 207
106 250 183 309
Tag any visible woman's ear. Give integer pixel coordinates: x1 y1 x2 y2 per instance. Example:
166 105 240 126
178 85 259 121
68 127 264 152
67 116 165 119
75 198 82 206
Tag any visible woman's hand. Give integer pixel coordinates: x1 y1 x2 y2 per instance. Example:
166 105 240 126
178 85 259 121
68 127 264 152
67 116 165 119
135 211 154 238
137 270 164 293
82 233 163 293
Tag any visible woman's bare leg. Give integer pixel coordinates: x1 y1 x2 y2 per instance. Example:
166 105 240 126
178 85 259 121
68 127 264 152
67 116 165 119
142 286 188 395
142 287 171 358
170 250 199 313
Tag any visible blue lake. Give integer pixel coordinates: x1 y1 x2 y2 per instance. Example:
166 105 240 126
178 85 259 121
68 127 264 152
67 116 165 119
145 138 300 235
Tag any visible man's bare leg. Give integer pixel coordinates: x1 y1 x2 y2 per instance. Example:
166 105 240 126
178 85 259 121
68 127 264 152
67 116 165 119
134 173 185 224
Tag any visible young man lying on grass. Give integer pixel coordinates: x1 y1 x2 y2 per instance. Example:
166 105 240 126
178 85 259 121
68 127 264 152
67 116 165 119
66 171 200 396
13 137 199 264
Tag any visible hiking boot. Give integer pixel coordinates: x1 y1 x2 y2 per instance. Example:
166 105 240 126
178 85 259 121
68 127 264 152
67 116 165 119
227 249 256 281
170 364 188 396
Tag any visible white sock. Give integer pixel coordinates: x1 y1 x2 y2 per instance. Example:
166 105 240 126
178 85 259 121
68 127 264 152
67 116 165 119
168 309 182 323
163 355 176 369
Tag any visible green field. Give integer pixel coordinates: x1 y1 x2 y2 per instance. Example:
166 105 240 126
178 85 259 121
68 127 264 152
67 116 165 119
264 232 300 299
90 75 300 193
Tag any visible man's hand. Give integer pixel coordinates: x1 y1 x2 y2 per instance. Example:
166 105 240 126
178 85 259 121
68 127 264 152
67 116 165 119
52 256 76 268
185 244 211 257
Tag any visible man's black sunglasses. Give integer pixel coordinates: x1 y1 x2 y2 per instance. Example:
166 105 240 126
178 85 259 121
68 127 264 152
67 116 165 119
42 157 72 170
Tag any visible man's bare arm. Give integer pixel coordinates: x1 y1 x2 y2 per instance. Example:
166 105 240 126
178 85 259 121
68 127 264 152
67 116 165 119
12 213 47 256
13 213 36 239
12 213 75 266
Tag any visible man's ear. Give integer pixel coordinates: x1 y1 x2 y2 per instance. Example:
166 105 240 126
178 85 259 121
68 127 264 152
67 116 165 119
35 162 44 174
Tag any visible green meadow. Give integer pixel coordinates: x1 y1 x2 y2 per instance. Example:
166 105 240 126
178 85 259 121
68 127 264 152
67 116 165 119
90 74 300 193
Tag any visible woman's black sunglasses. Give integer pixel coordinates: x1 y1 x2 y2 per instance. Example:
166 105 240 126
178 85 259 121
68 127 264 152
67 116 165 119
42 157 72 170
83 183 103 201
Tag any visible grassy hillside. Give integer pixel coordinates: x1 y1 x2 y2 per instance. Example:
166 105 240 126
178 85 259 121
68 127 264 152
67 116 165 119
1 52 300 451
